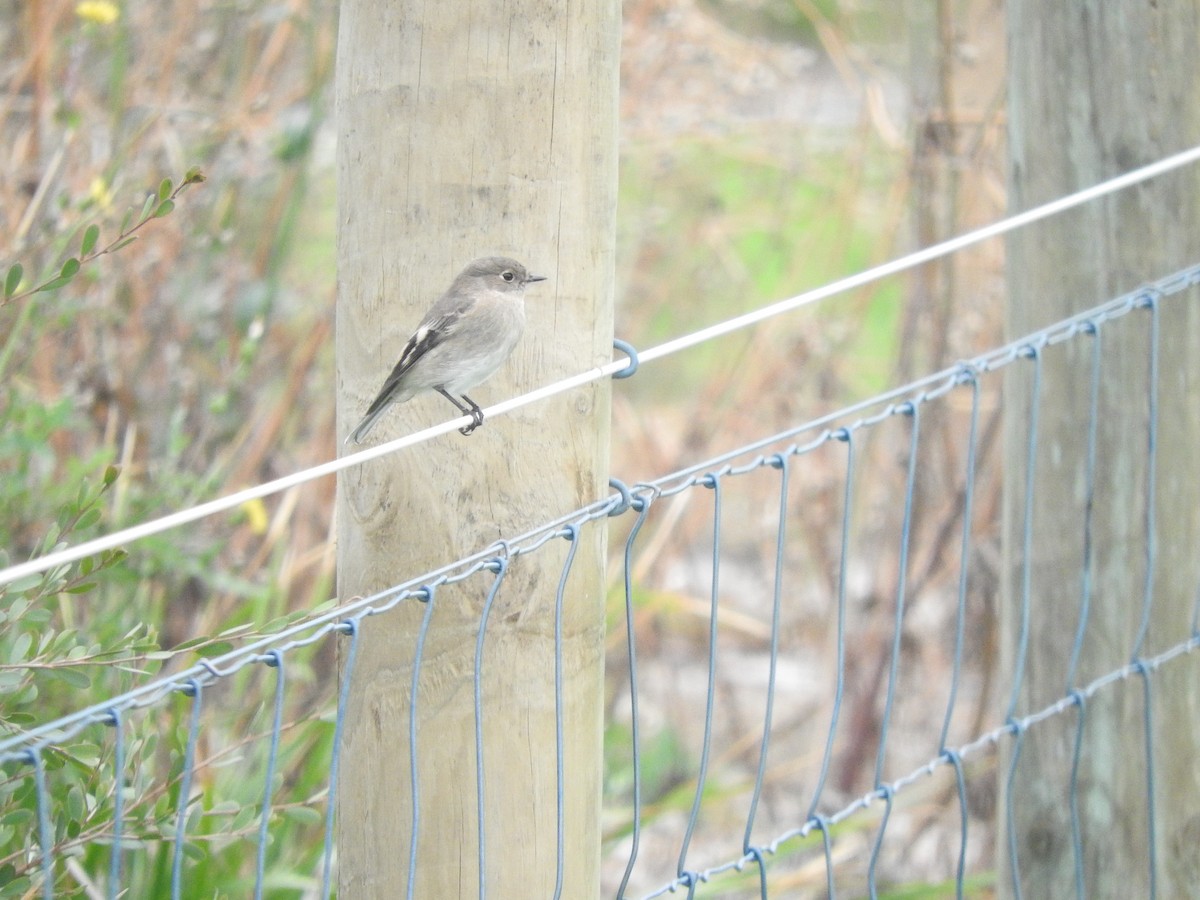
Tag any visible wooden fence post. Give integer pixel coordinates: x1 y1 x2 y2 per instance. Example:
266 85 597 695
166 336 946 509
334 2 619 895
1004 3 1200 895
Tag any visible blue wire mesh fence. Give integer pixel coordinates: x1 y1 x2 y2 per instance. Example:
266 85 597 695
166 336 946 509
2 263 1199 898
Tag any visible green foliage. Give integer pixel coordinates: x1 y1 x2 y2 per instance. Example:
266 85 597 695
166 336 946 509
4 263 23 298
0 4 334 891
0 402 334 893
0 467 144 892
0 453 336 892
0 169 205 309
0 666 335 896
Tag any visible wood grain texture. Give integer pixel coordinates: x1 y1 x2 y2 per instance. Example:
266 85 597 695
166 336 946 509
1004 3 1200 896
334 1 618 896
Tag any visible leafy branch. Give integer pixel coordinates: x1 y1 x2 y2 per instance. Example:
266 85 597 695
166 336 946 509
2 168 206 307
0 710 328 885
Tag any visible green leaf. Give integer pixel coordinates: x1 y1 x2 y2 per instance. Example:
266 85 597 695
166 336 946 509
120 207 134 233
35 257 81 293
280 805 323 826
196 641 233 658
9 631 32 663
103 464 120 487
182 841 206 861
64 581 97 594
36 275 70 292
153 199 175 219
0 809 34 829
158 177 173 202
12 684 37 703
184 167 205 185
111 236 137 252
42 530 64 554
170 636 209 651
66 785 85 822
75 507 101 531
100 548 128 568
44 628 75 653
0 671 26 692
0 875 33 899
4 262 21 296
6 574 43 594
23 607 52 625
47 668 91 688
231 804 258 832
65 741 101 768
15 682 37 703
139 193 156 222
81 223 100 256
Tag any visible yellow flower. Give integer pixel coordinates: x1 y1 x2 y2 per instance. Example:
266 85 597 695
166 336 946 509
76 1 119 25
89 176 113 210
241 498 270 535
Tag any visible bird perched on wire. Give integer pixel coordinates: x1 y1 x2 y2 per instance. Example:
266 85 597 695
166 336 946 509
346 256 548 444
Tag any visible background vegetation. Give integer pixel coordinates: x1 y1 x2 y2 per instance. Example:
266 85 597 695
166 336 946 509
1 0 1009 895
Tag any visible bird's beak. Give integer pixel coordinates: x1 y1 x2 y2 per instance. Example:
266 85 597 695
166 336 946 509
528 273 548 283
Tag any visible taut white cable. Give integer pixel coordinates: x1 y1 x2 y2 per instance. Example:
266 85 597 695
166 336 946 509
3 143 1200 588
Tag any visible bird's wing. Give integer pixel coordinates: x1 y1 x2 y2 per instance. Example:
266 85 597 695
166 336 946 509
359 303 471 416
347 289 482 444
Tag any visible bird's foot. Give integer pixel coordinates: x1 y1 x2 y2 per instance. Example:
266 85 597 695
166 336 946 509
459 409 484 436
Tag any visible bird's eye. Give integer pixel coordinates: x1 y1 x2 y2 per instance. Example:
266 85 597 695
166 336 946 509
502 271 515 282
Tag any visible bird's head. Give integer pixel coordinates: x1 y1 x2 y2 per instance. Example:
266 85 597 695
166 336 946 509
465 256 547 292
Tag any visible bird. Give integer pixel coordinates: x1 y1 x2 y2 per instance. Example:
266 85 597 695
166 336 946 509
346 256 547 444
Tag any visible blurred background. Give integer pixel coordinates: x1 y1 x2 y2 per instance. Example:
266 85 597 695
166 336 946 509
1 0 1012 895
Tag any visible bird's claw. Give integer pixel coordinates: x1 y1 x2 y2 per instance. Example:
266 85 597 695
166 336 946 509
459 409 484 436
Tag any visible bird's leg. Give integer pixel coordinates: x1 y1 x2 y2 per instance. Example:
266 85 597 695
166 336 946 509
435 387 485 436
458 394 484 435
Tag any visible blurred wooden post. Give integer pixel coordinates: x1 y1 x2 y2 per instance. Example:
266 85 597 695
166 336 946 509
1004 3 1200 897
333 2 618 896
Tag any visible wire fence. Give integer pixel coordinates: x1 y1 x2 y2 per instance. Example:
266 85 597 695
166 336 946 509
2 262 1199 897
4 146 1200 591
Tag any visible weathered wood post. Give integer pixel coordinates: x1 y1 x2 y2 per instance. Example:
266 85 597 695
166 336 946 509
334 1 619 895
1004 3 1200 896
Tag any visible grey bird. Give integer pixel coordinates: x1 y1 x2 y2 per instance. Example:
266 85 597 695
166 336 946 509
347 256 547 444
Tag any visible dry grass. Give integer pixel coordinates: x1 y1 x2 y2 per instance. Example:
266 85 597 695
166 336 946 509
2 0 339 633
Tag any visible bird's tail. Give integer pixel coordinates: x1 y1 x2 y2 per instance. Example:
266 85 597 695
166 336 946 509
345 406 389 445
